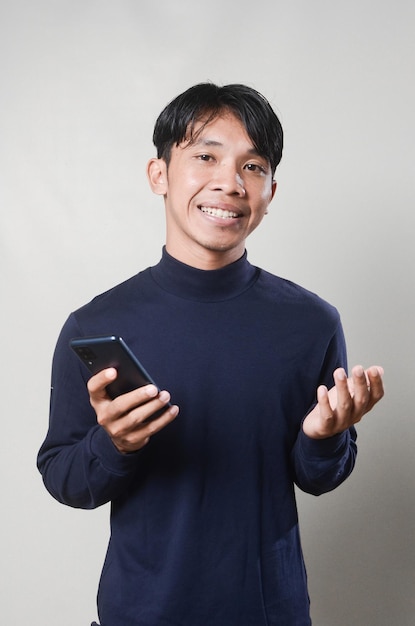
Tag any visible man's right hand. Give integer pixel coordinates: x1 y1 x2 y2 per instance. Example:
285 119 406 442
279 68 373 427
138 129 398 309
87 368 179 454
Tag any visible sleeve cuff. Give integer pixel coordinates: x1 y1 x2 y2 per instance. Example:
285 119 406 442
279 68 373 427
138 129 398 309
298 428 351 460
89 425 143 475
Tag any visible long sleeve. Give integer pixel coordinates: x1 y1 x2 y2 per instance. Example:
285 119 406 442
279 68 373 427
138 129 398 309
290 319 357 496
37 314 142 509
291 427 357 496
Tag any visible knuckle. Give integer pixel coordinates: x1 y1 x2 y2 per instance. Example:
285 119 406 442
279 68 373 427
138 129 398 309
353 395 368 410
339 399 353 413
109 421 125 439
146 416 164 435
375 387 385 400
146 422 158 436
96 409 111 427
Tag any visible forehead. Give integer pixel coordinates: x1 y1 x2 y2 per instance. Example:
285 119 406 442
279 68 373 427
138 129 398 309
183 112 256 151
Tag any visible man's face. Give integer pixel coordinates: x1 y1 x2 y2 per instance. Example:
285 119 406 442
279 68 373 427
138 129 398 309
147 112 277 269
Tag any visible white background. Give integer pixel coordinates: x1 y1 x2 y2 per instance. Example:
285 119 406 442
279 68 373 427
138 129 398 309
1 1 414 624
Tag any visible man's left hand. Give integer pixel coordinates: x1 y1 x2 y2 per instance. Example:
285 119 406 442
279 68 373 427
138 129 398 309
302 365 384 439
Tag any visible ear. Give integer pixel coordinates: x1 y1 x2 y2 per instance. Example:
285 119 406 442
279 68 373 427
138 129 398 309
270 179 277 201
147 158 168 196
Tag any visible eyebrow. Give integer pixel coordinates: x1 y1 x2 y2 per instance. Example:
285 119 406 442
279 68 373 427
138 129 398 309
191 137 260 156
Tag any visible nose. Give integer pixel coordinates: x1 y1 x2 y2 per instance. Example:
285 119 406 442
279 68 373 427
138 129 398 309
210 164 246 196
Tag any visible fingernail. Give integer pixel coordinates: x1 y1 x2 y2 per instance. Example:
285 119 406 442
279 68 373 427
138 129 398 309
146 385 158 397
159 390 170 402
355 365 364 376
336 368 346 380
317 385 328 399
372 366 384 377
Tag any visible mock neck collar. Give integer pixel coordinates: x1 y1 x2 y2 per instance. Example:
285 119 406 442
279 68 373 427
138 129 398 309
150 247 259 302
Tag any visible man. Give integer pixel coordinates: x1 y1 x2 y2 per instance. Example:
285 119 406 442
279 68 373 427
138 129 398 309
38 83 384 625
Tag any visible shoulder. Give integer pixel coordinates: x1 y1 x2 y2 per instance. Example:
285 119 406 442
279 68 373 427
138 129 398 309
67 267 154 333
253 267 341 326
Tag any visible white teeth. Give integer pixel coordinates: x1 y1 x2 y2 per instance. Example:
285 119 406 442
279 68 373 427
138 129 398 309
200 206 238 219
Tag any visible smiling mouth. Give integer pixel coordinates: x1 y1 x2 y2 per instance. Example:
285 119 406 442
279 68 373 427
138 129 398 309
199 206 239 219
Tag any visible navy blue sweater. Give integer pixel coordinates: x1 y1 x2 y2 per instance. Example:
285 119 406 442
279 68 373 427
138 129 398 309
38 249 356 626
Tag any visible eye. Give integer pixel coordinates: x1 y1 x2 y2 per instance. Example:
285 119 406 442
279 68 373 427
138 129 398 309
244 162 267 174
197 153 214 162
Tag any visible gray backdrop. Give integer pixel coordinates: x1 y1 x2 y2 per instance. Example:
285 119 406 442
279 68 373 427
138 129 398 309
2 1 414 624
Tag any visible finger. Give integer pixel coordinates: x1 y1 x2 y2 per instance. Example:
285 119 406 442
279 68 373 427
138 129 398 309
100 384 160 426
110 403 179 453
332 368 353 416
317 384 329 406
125 389 172 425
144 403 179 435
87 368 117 399
365 365 385 409
350 365 370 413
317 384 335 419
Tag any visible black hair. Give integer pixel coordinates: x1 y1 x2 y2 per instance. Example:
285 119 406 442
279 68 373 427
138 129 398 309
152 83 283 174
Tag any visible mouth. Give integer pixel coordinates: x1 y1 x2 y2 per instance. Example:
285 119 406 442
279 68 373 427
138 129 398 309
198 205 240 219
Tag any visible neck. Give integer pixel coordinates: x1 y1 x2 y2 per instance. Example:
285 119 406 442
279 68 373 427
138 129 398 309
150 247 258 302
165 240 245 271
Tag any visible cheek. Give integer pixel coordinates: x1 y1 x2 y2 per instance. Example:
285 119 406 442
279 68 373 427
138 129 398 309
248 178 274 203
171 170 205 200
254 189 273 215
262 181 275 203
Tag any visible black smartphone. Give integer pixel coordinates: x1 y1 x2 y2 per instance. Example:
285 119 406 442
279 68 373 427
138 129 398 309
70 335 170 414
